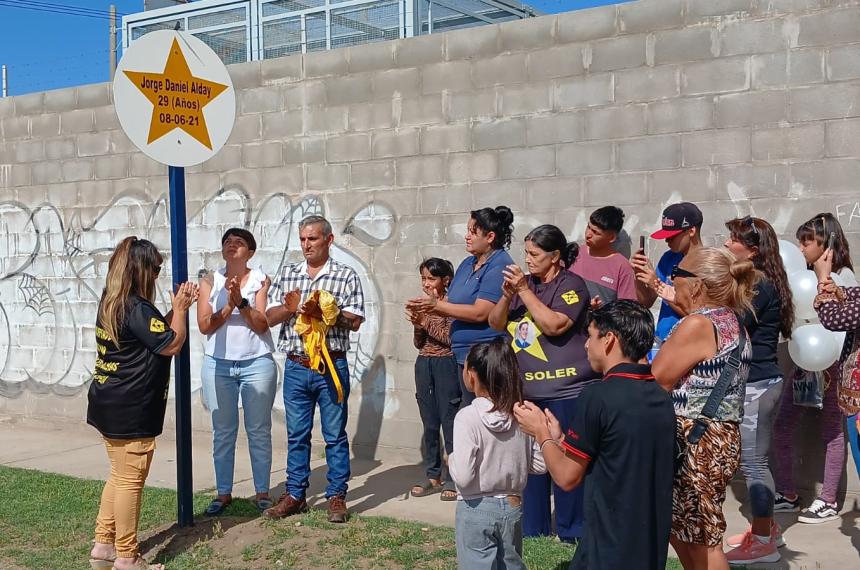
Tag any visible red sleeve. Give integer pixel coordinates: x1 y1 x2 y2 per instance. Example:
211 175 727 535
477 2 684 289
615 257 638 301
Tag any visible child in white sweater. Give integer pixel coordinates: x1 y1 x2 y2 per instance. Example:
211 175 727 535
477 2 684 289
449 339 546 569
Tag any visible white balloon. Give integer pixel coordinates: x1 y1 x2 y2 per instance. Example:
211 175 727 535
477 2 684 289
789 270 818 322
788 324 842 372
778 240 807 275
834 331 847 349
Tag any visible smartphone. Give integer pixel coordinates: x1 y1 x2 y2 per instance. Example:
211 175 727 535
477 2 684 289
638 236 646 253
827 232 836 251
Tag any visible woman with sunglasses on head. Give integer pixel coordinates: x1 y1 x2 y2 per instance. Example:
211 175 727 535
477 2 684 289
652 248 756 570
772 213 857 524
87 237 198 570
197 228 277 516
720 217 794 564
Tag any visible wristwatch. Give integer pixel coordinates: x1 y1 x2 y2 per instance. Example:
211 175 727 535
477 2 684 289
238 298 250 310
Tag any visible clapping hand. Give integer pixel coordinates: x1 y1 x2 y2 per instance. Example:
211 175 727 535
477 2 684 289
590 295 603 310
299 296 323 319
655 281 675 303
171 282 198 312
502 264 528 295
513 401 550 440
282 288 301 313
406 292 438 315
227 276 243 308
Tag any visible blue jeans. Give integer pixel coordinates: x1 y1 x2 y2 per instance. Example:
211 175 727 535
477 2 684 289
847 413 860 481
283 357 351 500
201 353 277 496
456 497 525 570
523 397 584 540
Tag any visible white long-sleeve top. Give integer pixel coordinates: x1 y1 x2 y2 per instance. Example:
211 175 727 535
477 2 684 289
448 397 546 501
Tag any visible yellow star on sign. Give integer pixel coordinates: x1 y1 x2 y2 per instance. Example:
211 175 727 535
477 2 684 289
507 315 548 362
123 38 228 149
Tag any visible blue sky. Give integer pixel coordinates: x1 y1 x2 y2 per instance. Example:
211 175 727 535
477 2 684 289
0 0 622 96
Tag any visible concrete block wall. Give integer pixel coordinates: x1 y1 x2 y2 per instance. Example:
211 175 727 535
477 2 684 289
2 0 860 490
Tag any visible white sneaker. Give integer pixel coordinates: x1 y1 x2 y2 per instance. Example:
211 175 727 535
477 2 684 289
797 498 839 524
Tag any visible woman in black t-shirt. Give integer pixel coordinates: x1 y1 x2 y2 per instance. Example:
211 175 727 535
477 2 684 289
488 224 596 545
87 237 197 570
722 217 794 564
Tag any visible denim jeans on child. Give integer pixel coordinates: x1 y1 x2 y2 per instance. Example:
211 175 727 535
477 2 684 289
456 496 526 570
283 356 351 500
202 353 277 496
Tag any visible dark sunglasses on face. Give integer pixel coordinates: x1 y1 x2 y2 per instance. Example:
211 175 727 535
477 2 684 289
670 265 697 279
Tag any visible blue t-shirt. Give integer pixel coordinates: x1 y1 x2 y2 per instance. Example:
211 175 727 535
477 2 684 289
655 250 684 341
448 249 513 363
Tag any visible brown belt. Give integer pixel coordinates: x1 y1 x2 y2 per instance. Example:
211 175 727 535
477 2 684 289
287 352 346 370
506 495 522 507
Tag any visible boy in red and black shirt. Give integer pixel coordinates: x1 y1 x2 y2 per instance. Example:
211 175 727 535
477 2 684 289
515 300 675 570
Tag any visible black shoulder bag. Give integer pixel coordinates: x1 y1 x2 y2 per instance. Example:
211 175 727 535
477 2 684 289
674 327 747 474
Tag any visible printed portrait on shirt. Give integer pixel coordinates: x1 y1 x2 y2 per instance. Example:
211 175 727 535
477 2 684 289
507 315 548 362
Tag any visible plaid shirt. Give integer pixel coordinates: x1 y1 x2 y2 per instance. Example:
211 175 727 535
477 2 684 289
272 258 365 355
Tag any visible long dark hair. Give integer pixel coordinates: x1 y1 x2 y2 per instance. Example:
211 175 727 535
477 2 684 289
465 339 523 415
99 236 163 347
726 217 795 339
471 206 514 250
524 224 579 269
796 213 853 273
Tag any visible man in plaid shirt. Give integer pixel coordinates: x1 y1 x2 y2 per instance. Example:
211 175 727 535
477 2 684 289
264 215 365 523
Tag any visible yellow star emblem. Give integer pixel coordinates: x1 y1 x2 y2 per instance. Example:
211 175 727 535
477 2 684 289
507 315 548 362
123 38 228 149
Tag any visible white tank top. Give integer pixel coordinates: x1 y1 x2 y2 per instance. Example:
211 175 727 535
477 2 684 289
204 267 275 360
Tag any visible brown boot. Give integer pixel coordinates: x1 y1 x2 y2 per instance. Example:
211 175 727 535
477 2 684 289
327 495 348 523
263 494 308 519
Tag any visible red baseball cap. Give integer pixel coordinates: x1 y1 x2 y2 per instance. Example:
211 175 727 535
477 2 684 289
651 202 703 239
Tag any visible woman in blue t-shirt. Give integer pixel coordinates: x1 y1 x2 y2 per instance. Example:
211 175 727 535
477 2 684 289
488 224 596 545
408 206 514 405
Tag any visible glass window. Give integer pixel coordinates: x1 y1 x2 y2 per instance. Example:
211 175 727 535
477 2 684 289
131 19 184 40
263 17 303 58
188 7 246 30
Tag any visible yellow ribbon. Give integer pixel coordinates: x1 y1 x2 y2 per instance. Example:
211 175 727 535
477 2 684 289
294 290 344 403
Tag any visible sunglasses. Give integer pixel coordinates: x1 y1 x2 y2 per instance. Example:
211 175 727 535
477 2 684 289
741 216 760 240
670 265 697 280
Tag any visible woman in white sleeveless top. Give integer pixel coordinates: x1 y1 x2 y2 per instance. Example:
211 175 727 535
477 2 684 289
197 228 277 515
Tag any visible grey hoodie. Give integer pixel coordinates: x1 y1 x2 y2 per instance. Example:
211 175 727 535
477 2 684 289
449 397 546 501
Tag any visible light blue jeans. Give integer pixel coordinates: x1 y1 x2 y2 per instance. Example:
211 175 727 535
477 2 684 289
202 353 277 496
456 497 525 570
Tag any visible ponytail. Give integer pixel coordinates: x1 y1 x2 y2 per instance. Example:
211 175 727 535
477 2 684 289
687 248 758 316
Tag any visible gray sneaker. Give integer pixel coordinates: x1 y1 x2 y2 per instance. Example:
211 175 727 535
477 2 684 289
797 498 839 524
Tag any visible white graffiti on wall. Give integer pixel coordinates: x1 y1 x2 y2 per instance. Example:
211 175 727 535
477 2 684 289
0 189 397 417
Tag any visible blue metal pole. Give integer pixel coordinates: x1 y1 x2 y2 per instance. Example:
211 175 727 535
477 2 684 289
168 165 194 527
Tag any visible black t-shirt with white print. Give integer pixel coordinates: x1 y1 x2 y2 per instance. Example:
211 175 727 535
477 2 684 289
87 295 176 439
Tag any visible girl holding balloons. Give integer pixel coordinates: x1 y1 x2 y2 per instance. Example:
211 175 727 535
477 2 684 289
721 217 794 564
813 243 860 500
772 213 856 524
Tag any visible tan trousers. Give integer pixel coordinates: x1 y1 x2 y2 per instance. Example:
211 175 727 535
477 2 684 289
94 437 156 558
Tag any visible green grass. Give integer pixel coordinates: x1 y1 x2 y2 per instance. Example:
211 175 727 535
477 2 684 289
0 465 689 569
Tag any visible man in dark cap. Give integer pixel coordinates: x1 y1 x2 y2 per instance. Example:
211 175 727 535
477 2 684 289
630 202 703 344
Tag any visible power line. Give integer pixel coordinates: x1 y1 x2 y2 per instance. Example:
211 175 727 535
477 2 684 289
0 0 128 19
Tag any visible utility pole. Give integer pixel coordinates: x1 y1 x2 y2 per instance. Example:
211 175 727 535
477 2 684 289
109 4 117 80
1 65 7 97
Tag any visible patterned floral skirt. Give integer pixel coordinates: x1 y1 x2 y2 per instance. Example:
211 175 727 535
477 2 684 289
672 417 741 547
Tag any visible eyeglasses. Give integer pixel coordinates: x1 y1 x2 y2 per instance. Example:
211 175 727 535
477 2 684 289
670 265 697 280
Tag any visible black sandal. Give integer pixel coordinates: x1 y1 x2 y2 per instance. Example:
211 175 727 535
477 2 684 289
440 481 457 501
410 480 443 497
